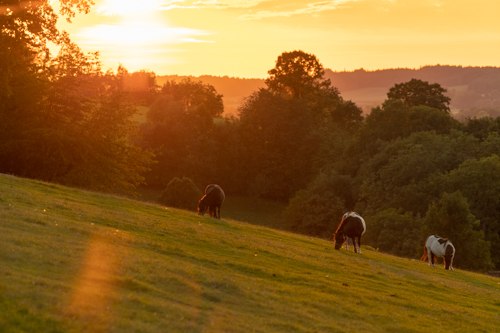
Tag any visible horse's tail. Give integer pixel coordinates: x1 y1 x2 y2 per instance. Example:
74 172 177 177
420 245 428 262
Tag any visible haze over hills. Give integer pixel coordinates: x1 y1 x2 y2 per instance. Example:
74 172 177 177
157 66 500 119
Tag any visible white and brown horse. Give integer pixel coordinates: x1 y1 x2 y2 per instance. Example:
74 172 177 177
333 212 366 253
420 235 455 270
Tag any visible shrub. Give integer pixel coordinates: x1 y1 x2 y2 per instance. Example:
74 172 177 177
363 208 423 258
160 177 201 210
282 171 354 238
424 191 492 271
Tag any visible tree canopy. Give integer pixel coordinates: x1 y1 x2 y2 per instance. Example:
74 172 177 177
239 50 362 200
141 79 224 187
265 50 332 98
385 78 451 112
2 24 499 273
0 0 152 192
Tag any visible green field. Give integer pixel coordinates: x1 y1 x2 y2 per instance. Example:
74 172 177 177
1 174 499 333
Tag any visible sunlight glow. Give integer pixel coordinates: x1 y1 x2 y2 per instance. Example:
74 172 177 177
78 22 208 46
97 0 164 16
70 0 211 72
67 233 121 327
59 0 500 77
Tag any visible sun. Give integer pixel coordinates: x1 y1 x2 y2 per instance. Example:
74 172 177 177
68 0 209 73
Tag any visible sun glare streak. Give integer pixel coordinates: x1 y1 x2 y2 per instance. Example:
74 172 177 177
66 229 129 331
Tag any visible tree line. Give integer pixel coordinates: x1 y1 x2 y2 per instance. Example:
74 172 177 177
2 1 498 271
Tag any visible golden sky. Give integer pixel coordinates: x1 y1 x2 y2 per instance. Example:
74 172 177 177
59 0 500 78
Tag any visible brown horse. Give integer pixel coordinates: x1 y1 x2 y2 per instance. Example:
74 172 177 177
333 212 366 253
197 184 225 219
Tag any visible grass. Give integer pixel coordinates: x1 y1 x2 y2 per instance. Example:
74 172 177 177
1 174 499 333
221 195 286 229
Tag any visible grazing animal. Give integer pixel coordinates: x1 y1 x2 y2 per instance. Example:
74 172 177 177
197 184 225 219
333 212 366 253
421 235 455 270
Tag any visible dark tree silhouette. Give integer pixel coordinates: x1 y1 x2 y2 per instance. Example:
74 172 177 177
385 78 451 112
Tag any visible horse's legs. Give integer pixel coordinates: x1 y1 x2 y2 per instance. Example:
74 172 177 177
420 246 428 262
216 205 221 219
447 257 455 270
430 252 435 267
352 237 359 254
357 236 362 254
425 247 432 266
344 238 351 251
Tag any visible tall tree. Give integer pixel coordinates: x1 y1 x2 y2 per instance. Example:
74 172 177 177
141 79 224 187
385 78 451 112
239 50 362 200
266 50 331 98
0 0 152 192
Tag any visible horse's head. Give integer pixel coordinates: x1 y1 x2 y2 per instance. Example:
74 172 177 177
333 232 346 250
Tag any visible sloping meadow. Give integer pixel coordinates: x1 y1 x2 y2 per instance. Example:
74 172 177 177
1 174 498 333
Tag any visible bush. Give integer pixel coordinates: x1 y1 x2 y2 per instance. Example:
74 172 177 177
283 171 354 238
160 177 201 210
424 191 492 271
363 208 423 258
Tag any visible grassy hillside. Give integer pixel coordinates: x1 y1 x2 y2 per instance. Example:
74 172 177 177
1 174 499 333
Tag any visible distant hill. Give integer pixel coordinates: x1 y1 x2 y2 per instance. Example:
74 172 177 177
157 66 500 119
326 66 500 118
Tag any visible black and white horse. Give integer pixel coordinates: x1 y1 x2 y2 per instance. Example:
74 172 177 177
197 184 225 219
421 235 455 270
333 212 366 253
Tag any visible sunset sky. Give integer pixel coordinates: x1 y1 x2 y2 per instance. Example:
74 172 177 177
59 0 500 78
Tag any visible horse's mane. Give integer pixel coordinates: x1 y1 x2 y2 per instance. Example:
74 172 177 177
198 194 208 206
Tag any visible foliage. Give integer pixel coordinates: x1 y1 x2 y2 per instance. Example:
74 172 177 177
141 79 224 187
358 131 478 215
363 209 422 257
355 100 458 161
282 170 353 237
239 50 362 200
385 78 451 112
444 155 500 268
0 0 152 193
159 177 201 210
462 116 500 140
2 27 500 272
265 50 331 98
423 192 492 271
118 67 158 105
